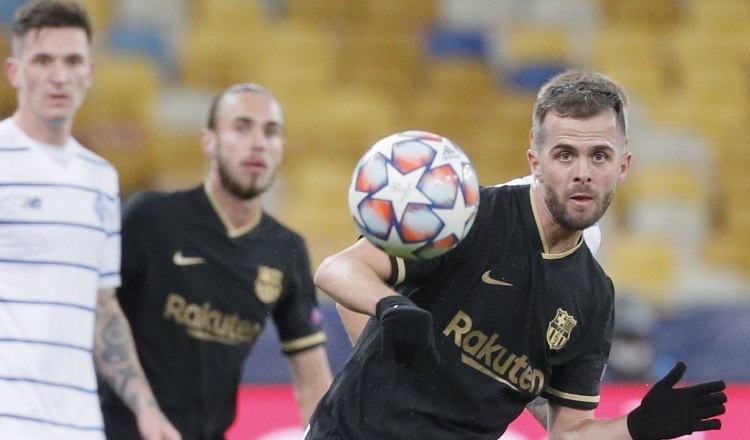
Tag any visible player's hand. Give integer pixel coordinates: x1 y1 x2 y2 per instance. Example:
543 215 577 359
376 295 440 367
627 361 726 440
136 403 182 440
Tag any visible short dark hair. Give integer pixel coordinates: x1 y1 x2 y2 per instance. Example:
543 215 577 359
12 0 92 54
206 83 282 130
532 70 628 148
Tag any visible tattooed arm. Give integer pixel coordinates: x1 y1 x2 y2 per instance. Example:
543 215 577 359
94 288 181 440
526 396 550 429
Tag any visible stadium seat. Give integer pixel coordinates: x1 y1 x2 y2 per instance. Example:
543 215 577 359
107 23 176 77
425 26 489 59
249 21 337 105
79 0 114 36
0 33 14 117
334 26 425 99
189 0 266 30
422 58 498 102
75 54 160 195
601 233 678 307
180 26 270 90
0 0 26 27
598 0 680 32
591 24 669 105
283 87 400 161
681 0 750 33
495 24 572 91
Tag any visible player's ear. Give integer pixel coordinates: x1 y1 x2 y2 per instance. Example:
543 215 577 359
200 128 216 156
527 148 541 183
527 129 543 182
5 57 19 88
618 144 632 184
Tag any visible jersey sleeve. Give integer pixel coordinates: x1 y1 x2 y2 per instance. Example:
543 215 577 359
272 235 326 355
542 284 615 410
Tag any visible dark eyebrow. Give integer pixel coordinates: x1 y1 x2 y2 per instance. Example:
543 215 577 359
550 143 615 153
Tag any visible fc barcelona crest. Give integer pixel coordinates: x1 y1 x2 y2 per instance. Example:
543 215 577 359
547 308 577 350
255 266 283 304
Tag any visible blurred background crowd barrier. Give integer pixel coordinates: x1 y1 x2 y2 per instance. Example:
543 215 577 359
1 0 748 425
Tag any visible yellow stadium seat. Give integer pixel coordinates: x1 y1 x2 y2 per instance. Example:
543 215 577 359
75 54 160 195
331 0 435 30
180 26 272 90
335 26 424 99
591 24 669 104
189 0 265 29
250 21 337 104
80 0 114 36
681 0 750 33
602 233 678 307
598 0 680 32
703 230 750 274
501 24 571 66
283 87 400 161
0 36 14 117
623 166 707 206
422 58 498 103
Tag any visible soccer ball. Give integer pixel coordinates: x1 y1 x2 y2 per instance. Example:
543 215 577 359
348 130 480 259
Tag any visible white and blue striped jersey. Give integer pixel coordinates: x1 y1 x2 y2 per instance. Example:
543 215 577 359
0 118 121 440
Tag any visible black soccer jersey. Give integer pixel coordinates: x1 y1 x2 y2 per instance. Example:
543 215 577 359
100 185 326 439
307 184 614 440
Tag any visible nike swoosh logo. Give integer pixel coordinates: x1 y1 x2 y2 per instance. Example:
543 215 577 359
173 251 206 266
481 270 513 287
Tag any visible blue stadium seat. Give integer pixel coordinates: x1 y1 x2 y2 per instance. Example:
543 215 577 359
425 26 489 59
107 24 175 77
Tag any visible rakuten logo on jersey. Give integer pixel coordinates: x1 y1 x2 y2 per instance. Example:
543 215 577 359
163 293 262 345
443 310 545 395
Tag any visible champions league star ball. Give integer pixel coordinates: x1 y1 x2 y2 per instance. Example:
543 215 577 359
348 130 480 259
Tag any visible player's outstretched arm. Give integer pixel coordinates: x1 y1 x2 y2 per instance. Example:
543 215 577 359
548 361 727 440
314 238 396 317
93 288 182 440
336 303 370 345
315 238 438 367
288 346 333 426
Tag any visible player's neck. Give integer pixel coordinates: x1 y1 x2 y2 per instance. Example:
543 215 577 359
531 185 583 254
13 111 71 146
205 176 263 230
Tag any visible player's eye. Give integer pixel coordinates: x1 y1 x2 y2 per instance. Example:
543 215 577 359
264 124 281 138
592 151 609 162
33 55 52 65
234 122 252 133
66 55 84 66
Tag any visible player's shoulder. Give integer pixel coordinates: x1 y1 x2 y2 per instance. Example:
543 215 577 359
122 186 198 220
75 146 117 172
479 183 529 210
258 212 306 245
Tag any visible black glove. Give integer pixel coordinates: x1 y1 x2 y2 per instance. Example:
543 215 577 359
376 295 440 367
627 361 727 440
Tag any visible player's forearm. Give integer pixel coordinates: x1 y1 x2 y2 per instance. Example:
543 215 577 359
314 253 394 316
549 409 632 440
93 288 160 415
554 417 632 440
289 347 333 426
525 396 549 429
